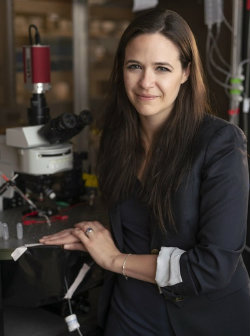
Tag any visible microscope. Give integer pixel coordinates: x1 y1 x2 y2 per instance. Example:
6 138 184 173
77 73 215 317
0 25 92 211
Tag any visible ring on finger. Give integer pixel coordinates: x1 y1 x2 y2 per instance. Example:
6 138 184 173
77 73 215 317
85 227 94 237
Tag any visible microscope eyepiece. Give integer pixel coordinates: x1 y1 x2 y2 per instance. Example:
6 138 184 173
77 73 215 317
38 110 92 144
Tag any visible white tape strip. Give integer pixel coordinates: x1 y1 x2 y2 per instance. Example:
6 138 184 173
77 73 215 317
25 243 43 248
64 263 90 299
11 246 28 261
11 243 44 261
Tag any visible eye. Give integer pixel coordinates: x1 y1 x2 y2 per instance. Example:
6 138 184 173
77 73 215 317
156 66 171 72
126 63 142 70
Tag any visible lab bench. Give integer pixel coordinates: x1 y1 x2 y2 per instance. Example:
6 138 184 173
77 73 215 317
0 200 108 336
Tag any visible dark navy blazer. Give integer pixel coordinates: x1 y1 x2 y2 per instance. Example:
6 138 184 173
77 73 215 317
98 114 250 336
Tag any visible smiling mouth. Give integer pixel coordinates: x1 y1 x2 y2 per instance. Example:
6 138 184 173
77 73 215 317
136 94 158 100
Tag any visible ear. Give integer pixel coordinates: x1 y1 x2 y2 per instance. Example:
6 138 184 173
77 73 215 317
181 62 190 84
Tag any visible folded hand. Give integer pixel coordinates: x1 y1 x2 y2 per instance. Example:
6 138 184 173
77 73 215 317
73 221 122 270
39 228 86 251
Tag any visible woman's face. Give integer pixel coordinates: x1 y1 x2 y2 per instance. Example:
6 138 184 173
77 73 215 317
123 33 189 124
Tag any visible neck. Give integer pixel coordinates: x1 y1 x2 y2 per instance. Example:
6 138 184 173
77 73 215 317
139 116 162 150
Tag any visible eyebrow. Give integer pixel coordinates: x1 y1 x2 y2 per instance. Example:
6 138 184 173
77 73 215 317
125 59 174 70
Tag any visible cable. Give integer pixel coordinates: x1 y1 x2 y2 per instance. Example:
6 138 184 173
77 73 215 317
21 200 88 226
211 27 230 68
64 277 84 336
204 0 241 100
222 12 233 32
236 59 250 98
209 30 231 75
39 213 51 227
205 30 233 89
224 73 231 97
0 173 37 210
28 24 41 45
239 58 250 69
22 211 68 225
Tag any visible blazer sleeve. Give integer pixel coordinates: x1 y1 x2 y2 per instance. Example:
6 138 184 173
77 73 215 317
161 123 249 297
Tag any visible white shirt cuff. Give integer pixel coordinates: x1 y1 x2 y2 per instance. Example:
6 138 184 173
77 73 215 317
155 246 185 287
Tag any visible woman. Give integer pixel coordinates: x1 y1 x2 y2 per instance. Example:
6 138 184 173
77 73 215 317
40 9 250 336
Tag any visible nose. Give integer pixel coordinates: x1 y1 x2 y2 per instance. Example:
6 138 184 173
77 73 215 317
139 69 155 89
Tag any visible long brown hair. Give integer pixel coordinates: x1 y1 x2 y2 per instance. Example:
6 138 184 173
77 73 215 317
97 9 211 231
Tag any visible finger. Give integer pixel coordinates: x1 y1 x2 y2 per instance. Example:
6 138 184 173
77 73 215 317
40 235 80 245
73 228 90 243
40 235 67 242
41 229 73 240
84 227 95 238
75 224 96 237
40 230 75 242
63 243 87 251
